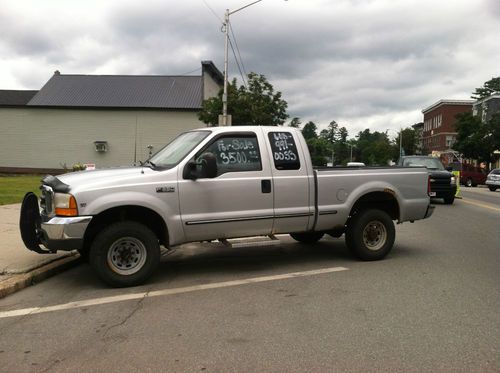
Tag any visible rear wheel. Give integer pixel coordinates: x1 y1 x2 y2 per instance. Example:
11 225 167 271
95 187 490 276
290 232 324 243
90 221 160 287
488 186 497 191
345 209 395 261
465 178 473 187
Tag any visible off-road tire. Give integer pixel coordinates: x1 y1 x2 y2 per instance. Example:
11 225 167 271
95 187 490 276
345 209 395 261
90 221 160 287
290 232 325 243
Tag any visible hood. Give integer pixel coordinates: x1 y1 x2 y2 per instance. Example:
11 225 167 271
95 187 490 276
53 167 161 193
428 170 452 178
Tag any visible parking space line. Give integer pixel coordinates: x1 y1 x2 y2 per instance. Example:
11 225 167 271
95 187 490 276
0 266 349 319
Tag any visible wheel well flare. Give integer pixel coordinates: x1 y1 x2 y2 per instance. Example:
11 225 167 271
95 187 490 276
349 192 399 221
83 206 168 250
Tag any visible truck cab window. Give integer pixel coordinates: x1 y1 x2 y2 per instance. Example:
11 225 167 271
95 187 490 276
198 133 262 176
268 132 301 170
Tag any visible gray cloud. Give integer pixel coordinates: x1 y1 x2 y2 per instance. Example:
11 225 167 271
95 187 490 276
0 0 499 136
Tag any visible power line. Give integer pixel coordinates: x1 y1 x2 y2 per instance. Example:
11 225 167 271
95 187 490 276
201 0 223 23
229 22 248 79
177 67 201 75
228 30 247 88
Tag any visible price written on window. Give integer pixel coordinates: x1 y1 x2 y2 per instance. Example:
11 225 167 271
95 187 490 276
214 138 259 165
270 132 298 162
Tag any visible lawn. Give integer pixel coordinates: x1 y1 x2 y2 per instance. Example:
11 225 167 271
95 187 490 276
0 175 43 205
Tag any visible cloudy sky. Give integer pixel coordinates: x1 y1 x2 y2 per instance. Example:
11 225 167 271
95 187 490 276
1 0 499 137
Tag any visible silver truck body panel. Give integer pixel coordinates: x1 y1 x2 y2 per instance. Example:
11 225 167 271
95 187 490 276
33 126 431 250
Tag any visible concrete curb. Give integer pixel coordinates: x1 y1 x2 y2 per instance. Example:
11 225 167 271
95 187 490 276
0 254 81 299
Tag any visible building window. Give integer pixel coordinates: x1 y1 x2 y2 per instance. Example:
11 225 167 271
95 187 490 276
446 135 455 148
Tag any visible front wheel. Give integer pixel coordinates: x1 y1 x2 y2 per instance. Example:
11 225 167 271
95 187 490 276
488 186 497 192
345 209 395 261
90 221 160 287
443 196 455 204
465 178 473 187
290 232 324 243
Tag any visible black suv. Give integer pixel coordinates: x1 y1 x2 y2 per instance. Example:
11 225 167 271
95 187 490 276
398 156 457 204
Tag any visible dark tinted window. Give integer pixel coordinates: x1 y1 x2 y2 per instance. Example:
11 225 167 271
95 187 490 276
268 132 300 170
199 134 262 176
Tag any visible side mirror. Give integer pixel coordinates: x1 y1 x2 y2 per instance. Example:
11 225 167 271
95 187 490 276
199 152 217 178
183 152 217 180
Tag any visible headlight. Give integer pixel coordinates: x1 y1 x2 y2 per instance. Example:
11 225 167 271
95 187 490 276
54 193 78 216
450 176 456 184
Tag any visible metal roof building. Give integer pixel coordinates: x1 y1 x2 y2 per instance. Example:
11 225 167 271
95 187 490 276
0 61 223 173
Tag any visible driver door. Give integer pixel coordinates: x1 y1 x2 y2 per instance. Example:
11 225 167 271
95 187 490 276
178 130 274 242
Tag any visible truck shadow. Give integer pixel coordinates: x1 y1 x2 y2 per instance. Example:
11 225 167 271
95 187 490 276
150 238 352 285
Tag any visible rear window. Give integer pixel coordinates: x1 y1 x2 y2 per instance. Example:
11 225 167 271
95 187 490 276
268 132 301 170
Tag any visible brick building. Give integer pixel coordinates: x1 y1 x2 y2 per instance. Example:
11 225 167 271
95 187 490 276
421 99 474 154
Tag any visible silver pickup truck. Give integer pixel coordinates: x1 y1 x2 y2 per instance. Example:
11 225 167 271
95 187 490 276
20 126 434 287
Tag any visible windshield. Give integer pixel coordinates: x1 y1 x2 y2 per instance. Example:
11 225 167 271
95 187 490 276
148 131 210 169
402 157 445 170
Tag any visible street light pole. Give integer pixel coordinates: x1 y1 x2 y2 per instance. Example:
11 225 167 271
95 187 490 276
348 144 356 162
221 0 263 126
222 9 230 126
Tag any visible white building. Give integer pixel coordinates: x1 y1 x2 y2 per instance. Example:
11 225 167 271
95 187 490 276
0 61 222 173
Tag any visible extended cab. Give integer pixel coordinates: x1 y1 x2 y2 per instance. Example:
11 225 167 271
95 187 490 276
20 126 434 287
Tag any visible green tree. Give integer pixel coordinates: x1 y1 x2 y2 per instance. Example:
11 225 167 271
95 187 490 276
391 127 417 158
301 121 319 140
198 72 288 126
334 126 350 165
288 117 301 128
307 137 332 166
319 120 339 143
355 129 393 165
454 112 500 164
471 77 500 100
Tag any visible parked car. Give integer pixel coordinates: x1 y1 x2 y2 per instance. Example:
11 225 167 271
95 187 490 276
20 126 434 287
486 168 500 191
398 155 457 204
458 163 487 187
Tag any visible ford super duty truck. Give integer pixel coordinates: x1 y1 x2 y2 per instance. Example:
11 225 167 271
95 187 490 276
20 126 434 287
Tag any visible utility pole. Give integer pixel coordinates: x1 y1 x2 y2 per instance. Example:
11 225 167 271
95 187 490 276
221 0 265 126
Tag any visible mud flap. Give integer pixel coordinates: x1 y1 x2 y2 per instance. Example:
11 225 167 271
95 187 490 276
19 192 52 254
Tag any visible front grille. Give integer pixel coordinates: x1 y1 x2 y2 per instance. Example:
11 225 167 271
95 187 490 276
430 178 452 192
40 185 54 216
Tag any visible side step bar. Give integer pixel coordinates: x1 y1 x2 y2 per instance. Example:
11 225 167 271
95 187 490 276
218 235 281 249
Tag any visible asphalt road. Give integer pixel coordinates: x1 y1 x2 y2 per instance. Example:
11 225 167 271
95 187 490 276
458 185 500 206
0 193 499 372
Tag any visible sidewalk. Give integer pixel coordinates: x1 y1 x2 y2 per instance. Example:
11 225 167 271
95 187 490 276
0 204 80 298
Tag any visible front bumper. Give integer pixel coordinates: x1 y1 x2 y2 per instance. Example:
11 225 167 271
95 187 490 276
40 216 92 251
20 192 92 253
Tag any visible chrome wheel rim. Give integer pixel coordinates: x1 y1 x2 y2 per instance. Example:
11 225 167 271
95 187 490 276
107 237 147 275
362 220 387 251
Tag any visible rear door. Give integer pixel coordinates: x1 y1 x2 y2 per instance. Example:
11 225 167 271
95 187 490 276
265 129 313 233
178 129 274 242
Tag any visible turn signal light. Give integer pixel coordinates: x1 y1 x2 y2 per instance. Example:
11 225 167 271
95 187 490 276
55 194 78 216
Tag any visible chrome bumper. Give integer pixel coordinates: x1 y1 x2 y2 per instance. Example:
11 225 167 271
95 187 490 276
41 216 92 241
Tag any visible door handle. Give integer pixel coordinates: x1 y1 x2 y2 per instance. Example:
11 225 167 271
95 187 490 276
261 179 272 193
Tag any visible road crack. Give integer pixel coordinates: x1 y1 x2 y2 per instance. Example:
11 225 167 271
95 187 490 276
101 290 150 338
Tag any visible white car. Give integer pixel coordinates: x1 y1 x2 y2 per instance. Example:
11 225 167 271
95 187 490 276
486 168 500 191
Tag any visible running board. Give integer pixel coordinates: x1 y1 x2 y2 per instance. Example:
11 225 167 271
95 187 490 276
218 235 280 248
